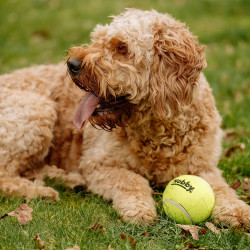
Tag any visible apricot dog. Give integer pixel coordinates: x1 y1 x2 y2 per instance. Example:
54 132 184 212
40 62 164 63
0 9 249 226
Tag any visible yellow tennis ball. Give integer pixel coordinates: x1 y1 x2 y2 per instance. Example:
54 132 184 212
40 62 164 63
163 175 215 224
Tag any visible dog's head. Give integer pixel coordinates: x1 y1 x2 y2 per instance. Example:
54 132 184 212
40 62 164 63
67 9 206 130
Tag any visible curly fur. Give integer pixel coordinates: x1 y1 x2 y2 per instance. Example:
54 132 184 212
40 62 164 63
0 9 249 226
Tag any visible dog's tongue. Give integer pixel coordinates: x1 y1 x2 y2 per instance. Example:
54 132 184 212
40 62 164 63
73 92 100 129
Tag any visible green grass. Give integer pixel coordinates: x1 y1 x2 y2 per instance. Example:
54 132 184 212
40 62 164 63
0 0 250 249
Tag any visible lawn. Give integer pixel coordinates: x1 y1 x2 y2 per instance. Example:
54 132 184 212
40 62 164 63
0 0 249 249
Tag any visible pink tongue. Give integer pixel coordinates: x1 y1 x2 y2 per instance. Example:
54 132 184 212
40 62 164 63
73 92 100 129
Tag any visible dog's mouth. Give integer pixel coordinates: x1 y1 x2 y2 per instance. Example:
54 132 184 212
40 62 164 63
68 59 133 130
73 92 100 129
93 96 128 115
72 84 129 130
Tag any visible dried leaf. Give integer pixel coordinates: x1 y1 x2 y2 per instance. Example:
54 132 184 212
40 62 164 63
34 234 46 249
199 228 208 234
231 181 241 190
185 243 207 249
183 246 206 250
108 245 114 250
187 243 195 248
225 143 245 157
32 30 50 39
187 228 199 240
0 214 8 220
65 246 80 250
8 203 33 225
120 233 126 239
205 222 221 235
88 222 106 232
242 178 250 194
224 129 238 141
177 224 205 240
142 230 149 236
120 233 137 247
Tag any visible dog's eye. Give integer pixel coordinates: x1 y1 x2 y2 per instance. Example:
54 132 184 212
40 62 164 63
117 44 128 55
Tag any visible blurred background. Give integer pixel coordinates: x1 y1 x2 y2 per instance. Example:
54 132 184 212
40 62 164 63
0 0 249 174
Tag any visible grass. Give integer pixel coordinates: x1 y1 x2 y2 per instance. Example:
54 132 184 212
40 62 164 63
0 0 249 249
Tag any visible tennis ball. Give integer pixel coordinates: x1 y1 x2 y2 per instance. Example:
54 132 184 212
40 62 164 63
163 175 215 224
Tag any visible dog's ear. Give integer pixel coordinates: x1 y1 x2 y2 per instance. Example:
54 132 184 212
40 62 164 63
149 18 206 117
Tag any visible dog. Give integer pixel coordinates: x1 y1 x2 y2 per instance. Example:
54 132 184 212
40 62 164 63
0 9 249 226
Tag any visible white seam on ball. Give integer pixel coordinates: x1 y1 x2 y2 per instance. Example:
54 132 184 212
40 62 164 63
163 199 194 224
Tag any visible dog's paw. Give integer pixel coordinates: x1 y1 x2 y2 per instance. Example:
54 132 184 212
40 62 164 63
114 195 157 225
213 200 250 227
39 186 60 201
121 208 158 225
25 186 59 201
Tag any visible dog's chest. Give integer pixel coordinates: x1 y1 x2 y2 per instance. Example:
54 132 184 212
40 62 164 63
122 124 197 185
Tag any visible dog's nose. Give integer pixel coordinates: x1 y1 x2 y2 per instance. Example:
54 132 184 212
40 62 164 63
67 58 83 75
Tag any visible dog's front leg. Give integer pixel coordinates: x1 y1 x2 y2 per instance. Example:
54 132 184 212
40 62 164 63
83 165 157 224
199 169 250 226
0 174 59 200
25 165 87 190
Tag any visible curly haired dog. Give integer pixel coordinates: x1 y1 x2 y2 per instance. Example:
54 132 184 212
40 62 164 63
0 9 249 226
